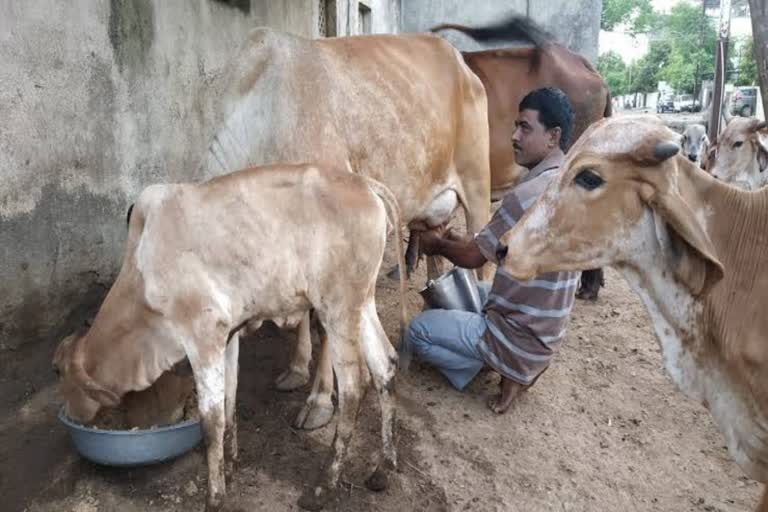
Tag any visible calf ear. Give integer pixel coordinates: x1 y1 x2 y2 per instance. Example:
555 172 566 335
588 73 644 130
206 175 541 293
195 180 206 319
71 338 120 407
648 189 724 297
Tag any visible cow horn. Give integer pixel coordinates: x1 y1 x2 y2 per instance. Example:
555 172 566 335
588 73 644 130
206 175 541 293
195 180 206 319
653 141 680 162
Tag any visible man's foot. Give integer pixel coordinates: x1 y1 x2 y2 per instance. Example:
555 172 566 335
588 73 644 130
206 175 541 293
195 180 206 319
487 367 549 414
487 377 529 414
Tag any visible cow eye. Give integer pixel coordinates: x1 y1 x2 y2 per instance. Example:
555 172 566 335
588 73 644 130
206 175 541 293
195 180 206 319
733 141 744 149
573 169 604 191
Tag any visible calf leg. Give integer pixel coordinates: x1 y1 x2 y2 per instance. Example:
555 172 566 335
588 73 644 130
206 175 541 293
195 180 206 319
294 327 335 430
359 300 398 492
224 333 240 476
275 312 311 390
189 341 227 512
298 315 364 511
758 485 768 512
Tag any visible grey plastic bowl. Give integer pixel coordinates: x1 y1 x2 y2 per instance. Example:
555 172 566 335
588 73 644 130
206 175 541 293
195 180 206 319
58 406 203 467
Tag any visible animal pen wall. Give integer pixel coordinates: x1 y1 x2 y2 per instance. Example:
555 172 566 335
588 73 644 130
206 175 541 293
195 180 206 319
0 0 600 353
0 0 400 353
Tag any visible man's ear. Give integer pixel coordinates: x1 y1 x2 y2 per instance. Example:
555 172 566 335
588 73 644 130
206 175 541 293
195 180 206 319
548 126 562 148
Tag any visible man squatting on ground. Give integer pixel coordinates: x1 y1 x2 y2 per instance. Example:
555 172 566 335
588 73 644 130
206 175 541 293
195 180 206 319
404 87 580 413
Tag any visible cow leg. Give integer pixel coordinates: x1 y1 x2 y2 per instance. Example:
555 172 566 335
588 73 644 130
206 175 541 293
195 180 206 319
274 312 311 391
359 300 398 492
189 340 227 512
224 333 240 476
298 314 363 511
294 327 335 430
576 268 605 301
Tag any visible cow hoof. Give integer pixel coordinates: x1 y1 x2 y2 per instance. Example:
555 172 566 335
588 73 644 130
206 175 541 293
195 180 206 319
575 288 599 301
274 368 310 391
365 467 391 492
294 400 334 430
298 485 334 511
386 264 401 281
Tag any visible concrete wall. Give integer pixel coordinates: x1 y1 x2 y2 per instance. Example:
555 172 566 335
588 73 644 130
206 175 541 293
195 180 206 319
0 0 400 351
400 0 601 63
328 0 401 36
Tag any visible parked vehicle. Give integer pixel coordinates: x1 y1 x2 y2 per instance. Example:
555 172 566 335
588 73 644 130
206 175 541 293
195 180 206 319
674 94 695 113
657 94 674 113
730 86 758 117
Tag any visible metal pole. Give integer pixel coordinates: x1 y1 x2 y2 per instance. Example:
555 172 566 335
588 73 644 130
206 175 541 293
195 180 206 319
749 0 768 120
708 0 732 142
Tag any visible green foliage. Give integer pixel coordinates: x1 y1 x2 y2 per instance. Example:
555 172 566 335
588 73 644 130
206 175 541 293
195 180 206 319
734 36 758 85
601 0 658 34
656 2 717 94
597 51 628 95
630 40 672 92
601 1 718 95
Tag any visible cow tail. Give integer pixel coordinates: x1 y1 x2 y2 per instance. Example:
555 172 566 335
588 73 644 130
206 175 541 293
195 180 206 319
430 16 552 48
359 174 408 349
604 89 613 118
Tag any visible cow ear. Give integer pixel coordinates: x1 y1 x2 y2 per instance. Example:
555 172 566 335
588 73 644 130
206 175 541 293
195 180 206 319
757 131 768 172
648 188 724 297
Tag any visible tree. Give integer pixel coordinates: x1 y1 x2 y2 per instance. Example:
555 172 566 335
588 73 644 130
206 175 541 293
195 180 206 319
734 36 757 86
657 3 717 94
598 51 628 96
630 40 672 92
601 0 658 34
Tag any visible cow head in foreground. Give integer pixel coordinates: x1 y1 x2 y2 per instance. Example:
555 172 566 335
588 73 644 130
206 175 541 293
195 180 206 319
52 330 120 422
707 117 768 190
497 115 724 297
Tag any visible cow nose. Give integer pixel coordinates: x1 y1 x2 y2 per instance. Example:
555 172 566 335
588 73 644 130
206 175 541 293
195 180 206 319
688 154 697 162
496 245 508 261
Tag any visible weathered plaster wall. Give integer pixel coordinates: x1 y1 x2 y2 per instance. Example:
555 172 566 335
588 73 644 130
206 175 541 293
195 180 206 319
0 0 398 351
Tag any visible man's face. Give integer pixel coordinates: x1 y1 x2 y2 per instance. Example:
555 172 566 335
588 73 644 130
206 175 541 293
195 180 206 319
511 109 560 167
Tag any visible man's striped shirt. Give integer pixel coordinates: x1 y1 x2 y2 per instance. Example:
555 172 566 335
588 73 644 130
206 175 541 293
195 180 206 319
474 149 579 385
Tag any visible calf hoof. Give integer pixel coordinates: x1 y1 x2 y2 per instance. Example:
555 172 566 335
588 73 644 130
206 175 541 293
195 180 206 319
274 368 310 391
294 399 334 430
205 493 225 512
365 466 392 492
298 485 334 511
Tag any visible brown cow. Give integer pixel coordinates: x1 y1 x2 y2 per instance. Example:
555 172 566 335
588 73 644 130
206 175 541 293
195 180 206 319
494 115 768 511
431 16 610 300
203 28 492 430
54 162 407 511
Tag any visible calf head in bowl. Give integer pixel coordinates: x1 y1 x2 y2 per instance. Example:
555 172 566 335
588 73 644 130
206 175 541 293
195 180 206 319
53 330 120 423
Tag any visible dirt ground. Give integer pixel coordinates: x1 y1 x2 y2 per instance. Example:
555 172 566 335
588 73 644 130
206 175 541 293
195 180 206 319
1 243 762 512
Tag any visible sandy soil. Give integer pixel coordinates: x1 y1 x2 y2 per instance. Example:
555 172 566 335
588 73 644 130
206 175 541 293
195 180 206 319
1 244 761 512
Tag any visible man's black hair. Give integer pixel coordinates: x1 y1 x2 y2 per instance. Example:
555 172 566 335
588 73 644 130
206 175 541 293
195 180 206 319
519 87 574 151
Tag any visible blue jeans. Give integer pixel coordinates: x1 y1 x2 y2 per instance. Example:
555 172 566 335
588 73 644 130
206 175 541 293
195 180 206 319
403 283 491 390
